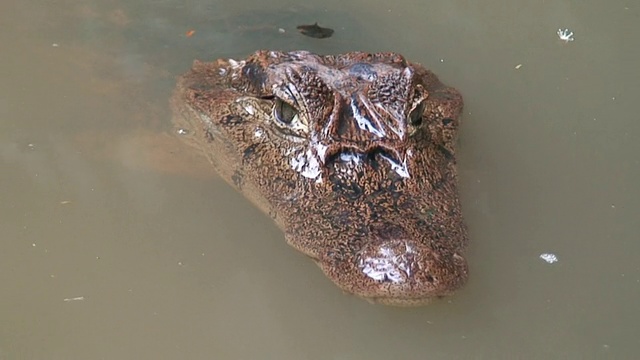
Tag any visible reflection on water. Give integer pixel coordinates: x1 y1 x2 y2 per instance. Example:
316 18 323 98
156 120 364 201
1 0 639 358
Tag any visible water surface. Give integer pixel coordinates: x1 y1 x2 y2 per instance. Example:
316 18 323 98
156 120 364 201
1 0 639 359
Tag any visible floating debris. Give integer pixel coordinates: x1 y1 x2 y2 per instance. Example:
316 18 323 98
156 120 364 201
296 23 334 39
63 296 85 302
185 29 195 38
557 28 575 42
539 253 559 264
515 64 523 69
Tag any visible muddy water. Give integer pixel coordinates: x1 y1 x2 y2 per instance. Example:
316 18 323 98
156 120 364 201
1 0 639 359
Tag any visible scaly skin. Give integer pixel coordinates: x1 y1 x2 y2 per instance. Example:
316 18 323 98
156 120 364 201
172 50 467 306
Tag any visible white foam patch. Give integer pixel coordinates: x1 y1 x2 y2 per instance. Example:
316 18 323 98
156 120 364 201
359 243 415 283
539 253 559 264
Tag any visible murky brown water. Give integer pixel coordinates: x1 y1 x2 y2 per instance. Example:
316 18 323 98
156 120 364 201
2 0 639 359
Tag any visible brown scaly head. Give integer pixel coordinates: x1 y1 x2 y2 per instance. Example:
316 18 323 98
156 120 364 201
172 50 468 306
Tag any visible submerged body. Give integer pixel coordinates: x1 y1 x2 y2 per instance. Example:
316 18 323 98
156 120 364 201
172 50 468 306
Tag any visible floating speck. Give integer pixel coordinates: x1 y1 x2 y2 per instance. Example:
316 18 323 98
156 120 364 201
177 128 188 135
63 296 85 302
557 28 575 42
52 43 59 47
540 253 558 264
278 28 285 34
515 64 523 69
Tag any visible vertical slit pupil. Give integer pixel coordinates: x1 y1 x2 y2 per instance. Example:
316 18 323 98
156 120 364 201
275 98 297 124
409 102 425 126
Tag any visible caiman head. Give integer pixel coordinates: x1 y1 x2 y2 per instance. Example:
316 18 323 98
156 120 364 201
172 50 468 306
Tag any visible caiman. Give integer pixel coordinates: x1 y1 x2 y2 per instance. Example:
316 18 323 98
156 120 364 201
171 50 468 306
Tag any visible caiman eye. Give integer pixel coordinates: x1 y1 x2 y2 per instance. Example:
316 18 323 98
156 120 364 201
274 98 298 125
408 101 426 127
270 96 308 137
